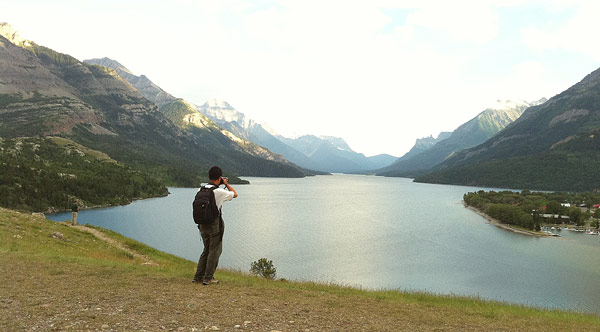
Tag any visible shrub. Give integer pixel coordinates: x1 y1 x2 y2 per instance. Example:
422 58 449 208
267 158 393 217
250 258 277 280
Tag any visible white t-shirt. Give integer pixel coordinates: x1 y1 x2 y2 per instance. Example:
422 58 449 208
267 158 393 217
200 184 234 210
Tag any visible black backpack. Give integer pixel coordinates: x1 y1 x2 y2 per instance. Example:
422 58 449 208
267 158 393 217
192 185 220 225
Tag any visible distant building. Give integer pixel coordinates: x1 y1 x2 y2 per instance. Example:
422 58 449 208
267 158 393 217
540 214 571 223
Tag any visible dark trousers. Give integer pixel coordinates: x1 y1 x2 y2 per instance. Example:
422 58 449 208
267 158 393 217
194 217 224 282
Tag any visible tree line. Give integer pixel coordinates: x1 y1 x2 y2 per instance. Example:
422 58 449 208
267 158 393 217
464 190 600 230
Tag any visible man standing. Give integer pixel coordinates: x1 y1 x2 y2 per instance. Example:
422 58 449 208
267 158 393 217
193 166 238 285
71 201 79 225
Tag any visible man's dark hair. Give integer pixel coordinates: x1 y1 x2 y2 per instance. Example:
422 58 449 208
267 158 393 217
208 166 223 181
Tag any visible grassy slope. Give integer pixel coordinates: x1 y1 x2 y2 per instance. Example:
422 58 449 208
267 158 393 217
1 208 598 332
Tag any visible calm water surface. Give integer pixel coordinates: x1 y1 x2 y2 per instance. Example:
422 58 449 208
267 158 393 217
48 175 600 314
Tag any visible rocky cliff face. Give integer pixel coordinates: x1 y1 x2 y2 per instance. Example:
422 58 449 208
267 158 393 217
0 23 32 48
0 29 105 136
196 99 255 128
395 132 453 164
85 57 176 108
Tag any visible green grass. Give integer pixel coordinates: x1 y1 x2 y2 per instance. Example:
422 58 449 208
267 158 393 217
1 207 599 331
214 269 599 324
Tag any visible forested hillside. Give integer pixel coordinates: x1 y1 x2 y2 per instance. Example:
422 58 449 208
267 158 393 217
0 137 168 212
417 128 600 191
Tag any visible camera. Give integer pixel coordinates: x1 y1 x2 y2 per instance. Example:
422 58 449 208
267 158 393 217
221 177 228 183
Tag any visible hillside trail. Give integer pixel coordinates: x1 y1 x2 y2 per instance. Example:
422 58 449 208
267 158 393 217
69 223 158 266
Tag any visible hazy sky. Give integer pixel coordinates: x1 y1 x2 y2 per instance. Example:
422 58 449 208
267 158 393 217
4 1 600 157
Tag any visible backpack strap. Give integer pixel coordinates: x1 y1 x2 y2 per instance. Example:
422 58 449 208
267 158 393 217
202 184 222 216
200 184 220 191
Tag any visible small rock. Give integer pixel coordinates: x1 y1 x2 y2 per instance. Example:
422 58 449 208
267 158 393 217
51 231 66 240
234 325 241 329
13 234 22 239
101 324 109 329
210 326 220 331
271 330 283 332
178 328 185 331
243 321 251 325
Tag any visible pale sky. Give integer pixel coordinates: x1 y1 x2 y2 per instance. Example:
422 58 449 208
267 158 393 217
4 0 600 157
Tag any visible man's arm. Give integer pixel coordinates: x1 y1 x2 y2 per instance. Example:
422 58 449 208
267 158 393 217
222 178 238 198
226 184 238 198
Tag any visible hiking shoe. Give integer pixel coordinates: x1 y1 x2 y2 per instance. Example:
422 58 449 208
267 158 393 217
202 278 220 285
192 279 202 283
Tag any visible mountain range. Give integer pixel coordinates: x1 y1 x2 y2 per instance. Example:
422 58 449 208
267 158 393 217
416 68 600 191
0 23 306 189
276 134 397 173
393 132 453 164
84 59 331 174
193 99 325 172
87 57 396 174
85 57 176 108
192 99 397 173
3 21 599 196
87 58 398 174
85 58 295 166
378 99 546 177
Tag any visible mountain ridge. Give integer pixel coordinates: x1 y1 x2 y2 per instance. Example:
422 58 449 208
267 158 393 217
0 23 306 187
394 132 453 164
83 57 310 175
377 99 544 177
85 57 176 108
195 98 397 172
416 68 600 191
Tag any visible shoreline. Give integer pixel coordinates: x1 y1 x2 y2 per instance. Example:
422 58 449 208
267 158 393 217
3 207 598 330
464 202 553 238
43 191 170 215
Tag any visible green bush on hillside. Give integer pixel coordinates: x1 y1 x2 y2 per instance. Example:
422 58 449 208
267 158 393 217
250 258 277 280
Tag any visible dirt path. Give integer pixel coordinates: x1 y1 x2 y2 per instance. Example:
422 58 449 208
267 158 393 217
70 224 158 266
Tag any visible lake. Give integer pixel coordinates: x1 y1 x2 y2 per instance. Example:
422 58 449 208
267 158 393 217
48 174 600 315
